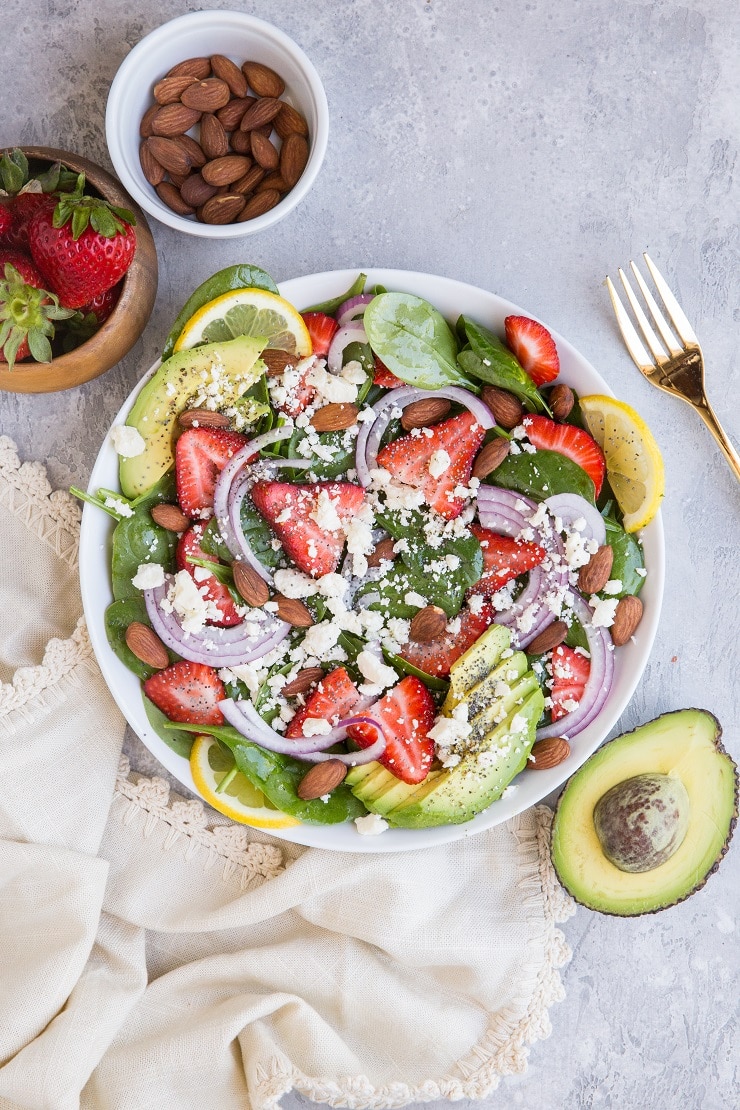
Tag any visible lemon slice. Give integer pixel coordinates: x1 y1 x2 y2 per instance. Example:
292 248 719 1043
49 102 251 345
579 395 665 532
190 734 300 828
174 287 313 356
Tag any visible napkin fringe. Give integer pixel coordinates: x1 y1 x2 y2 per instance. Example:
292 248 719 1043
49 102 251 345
0 615 96 729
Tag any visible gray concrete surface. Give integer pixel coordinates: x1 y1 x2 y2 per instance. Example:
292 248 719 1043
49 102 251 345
1 1 738 1107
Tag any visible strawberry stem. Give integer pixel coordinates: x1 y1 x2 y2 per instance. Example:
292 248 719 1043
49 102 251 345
0 263 74 369
53 173 136 241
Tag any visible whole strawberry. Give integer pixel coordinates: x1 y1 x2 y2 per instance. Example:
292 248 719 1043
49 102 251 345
0 261 74 369
0 148 71 250
0 205 12 240
28 173 137 309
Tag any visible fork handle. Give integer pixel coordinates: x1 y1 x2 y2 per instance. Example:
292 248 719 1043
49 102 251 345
697 402 740 482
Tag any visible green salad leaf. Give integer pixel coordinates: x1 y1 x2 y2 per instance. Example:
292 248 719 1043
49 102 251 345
364 292 470 390
162 265 279 360
144 696 194 758
301 272 367 315
105 597 170 681
456 316 549 413
111 471 179 600
603 515 646 597
200 501 282 570
490 449 596 504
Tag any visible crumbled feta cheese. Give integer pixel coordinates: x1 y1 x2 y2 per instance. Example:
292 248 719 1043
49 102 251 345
444 554 461 571
310 488 343 532
192 566 211 583
131 562 165 590
302 717 333 737
273 568 318 599
302 621 341 656
357 650 398 691
468 593 485 615
355 813 389 836
340 359 367 385
109 424 145 458
104 496 134 518
307 361 358 404
635 567 647 577
428 449 451 478
166 569 223 633
404 591 428 608
589 596 619 628
317 572 348 598
603 580 623 595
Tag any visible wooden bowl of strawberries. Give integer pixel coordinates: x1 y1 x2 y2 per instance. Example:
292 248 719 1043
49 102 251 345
0 146 157 394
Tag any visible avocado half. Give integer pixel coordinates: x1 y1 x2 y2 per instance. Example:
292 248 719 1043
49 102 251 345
552 709 737 916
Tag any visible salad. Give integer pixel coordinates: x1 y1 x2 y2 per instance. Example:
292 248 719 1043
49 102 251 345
76 265 663 836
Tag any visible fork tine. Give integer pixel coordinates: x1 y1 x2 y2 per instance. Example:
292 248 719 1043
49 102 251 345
643 252 699 347
629 261 683 357
606 276 654 371
617 267 669 363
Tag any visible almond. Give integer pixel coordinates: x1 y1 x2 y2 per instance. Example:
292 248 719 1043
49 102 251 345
297 759 348 801
400 397 451 430
526 620 569 655
274 594 314 628
168 172 189 189
210 54 248 98
173 133 207 167
155 181 195 216
217 96 254 130
471 438 510 479
239 96 283 131
181 77 231 112
146 136 192 177
140 103 161 138
242 61 286 99
280 132 309 188
275 102 309 139
409 605 448 643
610 595 643 646
153 74 197 104
261 348 297 375
150 503 190 532
282 666 325 698
366 536 397 568
255 171 288 194
178 407 232 429
549 383 575 421
150 103 202 137
201 154 252 186
139 142 165 186
249 130 280 170
578 545 614 595
529 737 570 770
481 385 524 429
237 189 281 221
200 113 229 159
125 621 169 670
200 193 246 224
233 562 270 607
310 403 359 432
180 172 218 207
232 165 266 195
228 129 254 156
167 57 212 80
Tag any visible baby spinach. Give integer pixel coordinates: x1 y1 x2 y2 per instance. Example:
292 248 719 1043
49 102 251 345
490 449 596 504
111 471 179 600
382 650 449 693
145 697 194 759
565 618 590 651
604 516 645 597
301 272 367 315
457 317 548 413
162 265 279 360
200 500 282 570
286 427 356 479
105 597 163 681
363 292 470 390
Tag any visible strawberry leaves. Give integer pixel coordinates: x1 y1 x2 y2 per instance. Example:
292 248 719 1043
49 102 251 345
52 173 136 241
0 262 73 369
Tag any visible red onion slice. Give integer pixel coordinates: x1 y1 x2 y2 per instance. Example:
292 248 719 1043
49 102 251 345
220 699 387 765
327 323 368 374
335 293 374 327
544 493 606 546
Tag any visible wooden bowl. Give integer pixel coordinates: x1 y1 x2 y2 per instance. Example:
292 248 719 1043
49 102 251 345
0 146 158 394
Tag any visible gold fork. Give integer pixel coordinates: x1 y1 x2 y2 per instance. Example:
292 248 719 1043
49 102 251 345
606 252 740 482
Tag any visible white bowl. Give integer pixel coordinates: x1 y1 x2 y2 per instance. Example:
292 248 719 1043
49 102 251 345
105 10 329 238
79 268 665 852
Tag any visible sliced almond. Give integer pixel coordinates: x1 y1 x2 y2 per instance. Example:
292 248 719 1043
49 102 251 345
239 96 283 131
200 193 246 224
480 385 524 429
178 407 232 429
309 403 359 432
155 181 195 217
249 130 280 170
280 132 309 188
274 594 314 628
150 103 202 137
139 142 165 186
166 57 211 80
282 666 325 698
297 759 347 801
275 102 309 139
242 61 286 99
180 172 218 208
471 438 510 479
261 348 296 375
237 188 281 221
526 620 569 655
529 737 570 770
549 383 575 421
366 536 397 568
125 621 169 670
409 605 447 643
150 503 190 532
233 562 270 607
210 54 248 98
578 545 614 595
153 74 197 104
181 77 231 112
200 113 230 160
400 397 451 430
610 595 643 646
146 136 192 177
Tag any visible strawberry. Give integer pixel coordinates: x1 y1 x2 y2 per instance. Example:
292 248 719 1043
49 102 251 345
549 645 590 721
0 249 48 287
347 675 436 784
522 414 606 497
504 315 560 386
468 524 547 597
80 283 121 324
28 172 137 309
143 660 226 726
61 283 123 350
0 205 13 240
376 411 486 519
0 259 72 369
251 480 365 577
0 193 55 252
301 311 338 358
176 521 242 627
399 601 495 678
175 426 250 519
285 666 360 739
373 356 405 389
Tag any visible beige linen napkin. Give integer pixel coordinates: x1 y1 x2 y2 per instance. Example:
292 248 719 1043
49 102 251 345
0 436 574 1110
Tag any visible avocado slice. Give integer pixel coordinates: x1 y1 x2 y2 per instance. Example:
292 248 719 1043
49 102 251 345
552 709 738 916
444 623 511 707
119 336 266 498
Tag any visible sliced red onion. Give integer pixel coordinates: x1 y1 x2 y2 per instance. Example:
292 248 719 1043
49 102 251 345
536 590 614 741
327 323 368 374
544 493 606 546
221 699 387 765
336 293 374 327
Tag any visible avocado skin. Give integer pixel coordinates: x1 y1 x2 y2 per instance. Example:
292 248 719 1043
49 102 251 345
552 709 738 917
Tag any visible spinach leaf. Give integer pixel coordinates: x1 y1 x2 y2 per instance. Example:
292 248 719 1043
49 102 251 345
111 471 179 600
161 265 279 360
199 517 233 562
301 273 367 315
604 516 646 597
490 449 596 504
144 696 194 758
364 292 470 390
342 339 375 375
565 618 590 651
358 562 459 619
457 317 548 413
105 597 164 680
201 498 282 570
382 650 449 693
286 427 356 479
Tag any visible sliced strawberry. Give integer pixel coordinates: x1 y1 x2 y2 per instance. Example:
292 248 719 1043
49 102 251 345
175 426 250 519
143 661 226 726
285 666 360 739
522 414 606 497
373 356 405 389
504 315 560 386
301 311 338 358
251 480 365 577
376 411 486 519
399 602 495 678
468 524 547 597
176 521 242 627
347 676 436 784
550 644 590 721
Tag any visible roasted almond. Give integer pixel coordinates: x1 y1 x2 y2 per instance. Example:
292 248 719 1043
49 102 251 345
173 133 207 167
282 666 325 698
150 103 202 137
297 759 347 801
239 96 283 131
168 172 189 189
471 437 510 479
526 620 569 656
228 129 254 156
280 132 309 188
610 595 644 646
255 171 288 194
400 397 451 430
310 403 359 432
167 57 212 80
139 142 165 186
237 188 281 221
275 101 309 139
274 594 314 628
366 536 397 568
242 61 286 99
249 129 280 170
549 383 575 421
200 193 246 224
217 96 254 130
200 113 230 159
261 348 297 375
181 77 231 112
481 385 524 429
210 54 248 98
201 154 252 186
146 136 192 177
578 545 614 595
529 737 570 770
153 74 197 104
409 605 448 643
178 407 232 429
233 561 270 607
125 621 169 670
155 181 195 216
150 503 190 532
140 103 161 138
180 172 218 207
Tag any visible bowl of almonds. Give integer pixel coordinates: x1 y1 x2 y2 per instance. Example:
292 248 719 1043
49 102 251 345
105 10 329 237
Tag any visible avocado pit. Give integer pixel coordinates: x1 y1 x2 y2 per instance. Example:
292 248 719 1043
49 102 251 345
593 772 690 873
